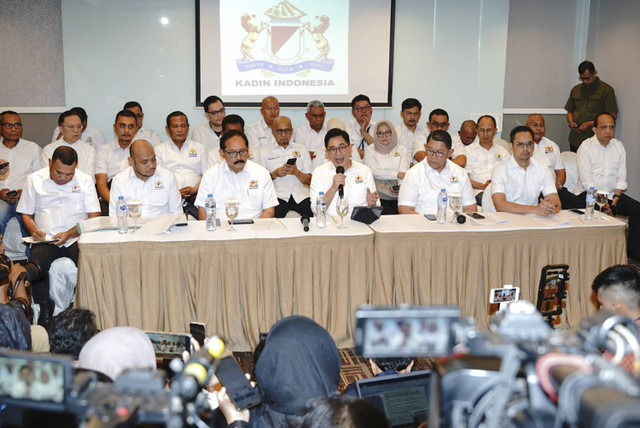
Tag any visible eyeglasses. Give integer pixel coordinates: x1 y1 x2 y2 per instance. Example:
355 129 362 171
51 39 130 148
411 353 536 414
274 128 292 136
426 148 446 158
0 122 22 129
353 105 372 112
579 73 595 82
224 149 248 158
327 144 349 154
514 141 534 149
207 107 226 116
376 130 392 137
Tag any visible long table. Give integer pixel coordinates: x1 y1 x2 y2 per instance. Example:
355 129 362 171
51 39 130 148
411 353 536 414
77 212 627 350
369 211 627 330
76 218 374 350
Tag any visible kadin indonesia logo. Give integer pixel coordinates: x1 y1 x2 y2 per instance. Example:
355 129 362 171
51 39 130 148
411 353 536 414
237 0 334 76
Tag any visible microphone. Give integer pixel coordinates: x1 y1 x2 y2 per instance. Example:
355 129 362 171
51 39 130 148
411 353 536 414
174 336 225 400
336 166 345 198
456 214 466 224
301 216 310 232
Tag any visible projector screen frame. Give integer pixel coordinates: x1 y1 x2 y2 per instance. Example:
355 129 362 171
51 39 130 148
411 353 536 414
195 0 396 108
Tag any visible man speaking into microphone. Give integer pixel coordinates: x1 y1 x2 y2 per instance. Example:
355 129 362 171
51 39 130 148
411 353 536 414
310 128 379 217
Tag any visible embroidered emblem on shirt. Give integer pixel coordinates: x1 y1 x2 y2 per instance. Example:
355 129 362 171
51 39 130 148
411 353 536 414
393 151 400 157
355 175 363 184
71 184 81 193
188 148 198 157
494 153 504 161
249 180 259 189
450 176 460 184
292 150 301 158
86 137 93 143
544 145 553 154
154 180 165 190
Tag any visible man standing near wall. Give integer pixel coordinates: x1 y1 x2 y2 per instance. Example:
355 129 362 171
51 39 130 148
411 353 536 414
565 61 618 152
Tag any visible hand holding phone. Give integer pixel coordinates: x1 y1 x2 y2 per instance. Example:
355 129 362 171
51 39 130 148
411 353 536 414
216 356 262 410
286 157 297 165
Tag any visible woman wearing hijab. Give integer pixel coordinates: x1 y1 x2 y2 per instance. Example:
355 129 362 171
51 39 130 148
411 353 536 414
0 304 31 351
77 326 156 381
363 120 411 214
218 315 340 428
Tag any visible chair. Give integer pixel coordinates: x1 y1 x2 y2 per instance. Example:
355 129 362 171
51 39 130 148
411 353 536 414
481 182 496 213
560 151 580 194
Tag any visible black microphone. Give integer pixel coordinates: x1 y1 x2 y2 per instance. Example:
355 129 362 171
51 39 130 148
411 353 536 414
456 214 466 224
336 166 345 198
301 216 310 232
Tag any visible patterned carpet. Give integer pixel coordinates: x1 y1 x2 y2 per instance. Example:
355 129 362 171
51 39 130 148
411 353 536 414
233 349 438 391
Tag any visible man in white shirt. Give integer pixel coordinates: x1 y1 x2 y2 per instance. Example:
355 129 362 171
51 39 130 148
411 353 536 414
464 115 509 205
95 109 139 214
109 139 182 218
310 128 379 217
491 126 560 215
526 113 582 209
124 101 161 146
155 111 208 219
207 114 247 168
195 130 278 220
577 113 640 259
50 107 105 150
412 108 467 167
246 96 279 149
293 100 327 171
192 95 226 154
398 130 476 215
42 110 96 179
0 111 42 236
258 116 312 218
17 146 100 326
346 94 376 160
454 120 478 147
396 98 427 156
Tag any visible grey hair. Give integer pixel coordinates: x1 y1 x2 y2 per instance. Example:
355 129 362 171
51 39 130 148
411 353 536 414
306 100 324 112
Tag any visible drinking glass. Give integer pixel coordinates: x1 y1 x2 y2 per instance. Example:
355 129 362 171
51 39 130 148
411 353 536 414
596 191 609 219
449 193 462 223
336 196 349 229
225 199 239 231
127 199 142 233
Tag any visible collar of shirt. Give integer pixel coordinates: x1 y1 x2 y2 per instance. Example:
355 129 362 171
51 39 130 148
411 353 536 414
221 159 249 177
423 159 451 178
124 165 156 185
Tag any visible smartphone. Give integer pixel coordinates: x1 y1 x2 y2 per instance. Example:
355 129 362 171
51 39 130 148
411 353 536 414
424 214 437 221
233 219 255 225
390 184 400 192
0 162 9 169
489 287 520 304
468 212 485 220
570 208 585 215
190 322 206 347
6 190 17 197
286 157 297 165
216 356 262 410
145 331 191 359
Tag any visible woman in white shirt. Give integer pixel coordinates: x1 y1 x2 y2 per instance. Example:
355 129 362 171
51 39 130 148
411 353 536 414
363 119 411 214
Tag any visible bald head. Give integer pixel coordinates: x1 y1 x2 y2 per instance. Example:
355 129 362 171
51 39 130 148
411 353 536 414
271 116 293 146
458 120 478 145
260 96 280 127
128 139 157 181
525 114 545 143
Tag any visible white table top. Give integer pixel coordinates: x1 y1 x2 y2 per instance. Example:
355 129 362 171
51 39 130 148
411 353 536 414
79 216 373 244
368 210 626 233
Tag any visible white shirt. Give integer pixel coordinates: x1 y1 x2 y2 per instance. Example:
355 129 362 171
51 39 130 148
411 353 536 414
51 123 106 150
411 132 466 161
464 141 509 184
155 140 208 189
491 157 557 206
310 161 377 217
256 142 311 203
42 139 96 179
362 144 411 200
346 118 376 158
194 160 278 220
294 122 327 171
398 159 475 214
191 122 222 154
449 134 468 160
577 135 627 194
396 123 427 155
246 119 275 149
135 127 162 147
108 166 182 218
0 138 42 190
531 136 564 178
95 139 130 181
17 167 100 246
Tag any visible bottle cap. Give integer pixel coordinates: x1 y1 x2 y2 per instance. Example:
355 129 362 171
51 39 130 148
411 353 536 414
319 191 325 195
208 194 213 198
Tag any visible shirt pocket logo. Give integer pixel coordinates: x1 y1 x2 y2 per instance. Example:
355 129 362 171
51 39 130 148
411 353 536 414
154 180 165 190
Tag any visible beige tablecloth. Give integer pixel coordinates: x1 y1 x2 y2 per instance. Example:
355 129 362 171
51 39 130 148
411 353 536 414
369 211 627 329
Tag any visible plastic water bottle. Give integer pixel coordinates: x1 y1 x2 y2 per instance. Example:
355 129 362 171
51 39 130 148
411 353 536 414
437 189 448 224
116 196 128 234
205 194 217 231
585 187 596 221
316 192 327 228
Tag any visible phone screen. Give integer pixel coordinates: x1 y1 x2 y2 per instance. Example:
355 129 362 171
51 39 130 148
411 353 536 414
216 356 262 410
190 322 206 347
145 331 191 359
424 214 437 221
286 157 297 165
